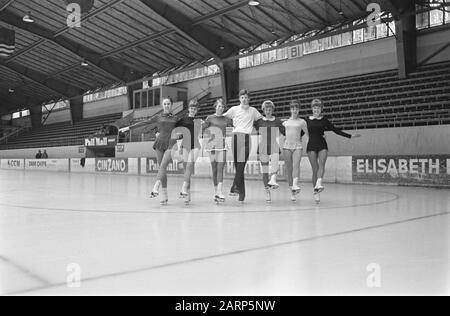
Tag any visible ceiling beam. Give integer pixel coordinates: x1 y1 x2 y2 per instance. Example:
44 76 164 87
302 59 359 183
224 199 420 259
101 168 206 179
348 0 366 12
192 0 249 25
0 91 42 111
0 0 14 12
0 10 143 83
295 0 329 25
0 63 83 98
138 0 239 61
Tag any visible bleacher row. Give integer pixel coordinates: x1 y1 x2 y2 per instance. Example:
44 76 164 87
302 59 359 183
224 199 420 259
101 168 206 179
1 62 449 151
197 61 450 130
0 113 122 150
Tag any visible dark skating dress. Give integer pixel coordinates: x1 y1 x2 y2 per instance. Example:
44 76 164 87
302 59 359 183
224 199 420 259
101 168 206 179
175 116 201 151
150 113 179 152
254 117 285 155
305 116 352 153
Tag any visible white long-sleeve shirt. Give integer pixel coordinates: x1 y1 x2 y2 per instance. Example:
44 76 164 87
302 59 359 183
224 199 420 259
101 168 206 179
224 105 262 134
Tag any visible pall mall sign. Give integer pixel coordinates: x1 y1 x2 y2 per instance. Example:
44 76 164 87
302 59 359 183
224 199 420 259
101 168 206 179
95 158 128 173
353 155 450 186
146 158 184 174
85 136 118 148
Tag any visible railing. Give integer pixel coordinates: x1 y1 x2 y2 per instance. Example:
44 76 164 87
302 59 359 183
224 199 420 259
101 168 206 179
0 136 85 150
0 126 29 145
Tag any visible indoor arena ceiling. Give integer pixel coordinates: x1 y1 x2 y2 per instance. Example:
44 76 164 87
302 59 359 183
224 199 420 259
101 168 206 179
0 0 405 114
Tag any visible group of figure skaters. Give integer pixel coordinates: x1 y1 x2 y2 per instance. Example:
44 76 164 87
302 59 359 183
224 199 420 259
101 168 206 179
122 89 360 205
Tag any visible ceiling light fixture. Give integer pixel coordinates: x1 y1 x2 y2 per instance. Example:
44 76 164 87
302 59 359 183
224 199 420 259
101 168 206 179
23 12 34 23
248 1 260 6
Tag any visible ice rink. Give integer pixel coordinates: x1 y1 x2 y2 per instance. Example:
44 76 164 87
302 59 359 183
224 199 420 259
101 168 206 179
0 169 448 295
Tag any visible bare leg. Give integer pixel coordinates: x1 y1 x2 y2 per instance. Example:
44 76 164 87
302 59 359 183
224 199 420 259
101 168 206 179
293 149 302 181
283 149 294 187
316 149 328 190
182 148 198 191
292 149 302 191
216 150 227 200
307 151 319 189
157 150 172 188
210 152 218 187
259 153 270 188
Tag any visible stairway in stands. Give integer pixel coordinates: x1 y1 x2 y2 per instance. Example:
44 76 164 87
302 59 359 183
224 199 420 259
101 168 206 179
198 61 450 130
0 113 122 150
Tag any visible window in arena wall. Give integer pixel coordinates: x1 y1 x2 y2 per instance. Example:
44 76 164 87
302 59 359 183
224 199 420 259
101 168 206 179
342 30 353 46
253 52 261 66
12 112 20 119
276 47 287 60
261 50 270 64
269 49 277 63
42 100 69 113
21 110 30 117
331 34 342 48
142 90 148 108
364 25 377 41
83 86 127 103
417 8 429 29
134 91 141 109
444 0 450 24
376 23 388 39
353 28 363 44
239 57 247 69
430 0 444 26
388 20 396 35
155 89 161 106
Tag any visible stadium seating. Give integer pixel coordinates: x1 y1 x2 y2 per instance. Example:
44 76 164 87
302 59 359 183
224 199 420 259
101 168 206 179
0 113 122 150
197 61 450 130
1 62 449 151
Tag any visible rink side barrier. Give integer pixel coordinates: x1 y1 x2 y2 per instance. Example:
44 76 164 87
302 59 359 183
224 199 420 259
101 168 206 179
2 155 449 187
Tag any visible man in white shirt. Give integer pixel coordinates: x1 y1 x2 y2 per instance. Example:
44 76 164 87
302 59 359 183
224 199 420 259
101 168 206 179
224 89 263 202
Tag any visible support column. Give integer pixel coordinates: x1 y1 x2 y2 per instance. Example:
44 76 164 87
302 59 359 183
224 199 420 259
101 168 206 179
395 1 416 78
219 58 240 104
127 83 143 110
69 95 84 124
29 104 42 129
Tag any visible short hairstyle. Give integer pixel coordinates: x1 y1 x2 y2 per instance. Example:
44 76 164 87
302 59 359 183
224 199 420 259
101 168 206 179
213 98 226 110
290 100 301 109
188 99 199 108
262 100 275 111
162 96 173 104
239 89 250 97
311 98 324 108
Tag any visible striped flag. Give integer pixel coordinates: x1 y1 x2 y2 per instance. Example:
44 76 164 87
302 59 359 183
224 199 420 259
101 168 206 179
0 28 15 58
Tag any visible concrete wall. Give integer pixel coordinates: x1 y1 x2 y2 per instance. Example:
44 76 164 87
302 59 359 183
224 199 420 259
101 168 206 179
174 75 222 101
417 26 450 65
83 95 128 119
327 125 450 156
0 145 85 159
43 109 71 125
170 27 450 99
240 37 398 93
2 125 449 159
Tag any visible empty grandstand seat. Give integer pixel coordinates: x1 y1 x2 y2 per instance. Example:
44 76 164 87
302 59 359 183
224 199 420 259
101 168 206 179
0 113 122 150
197 61 450 130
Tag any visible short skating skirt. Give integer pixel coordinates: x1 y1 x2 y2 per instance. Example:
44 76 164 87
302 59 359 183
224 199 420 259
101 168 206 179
306 137 328 153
